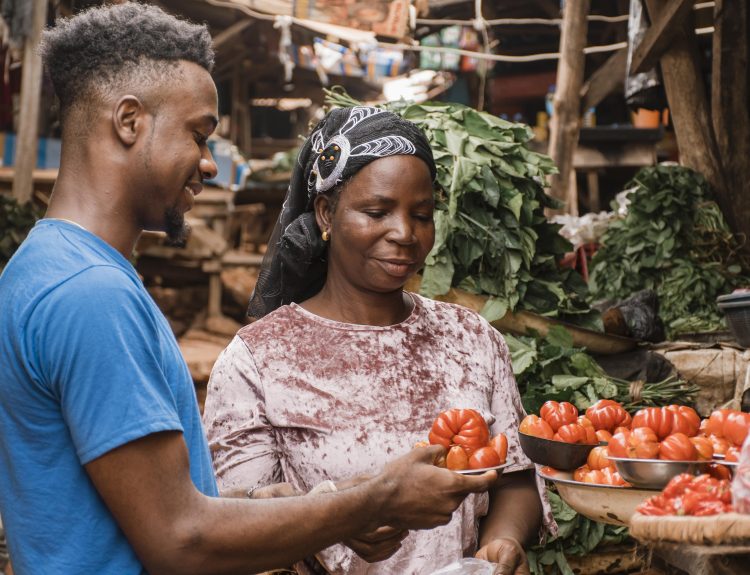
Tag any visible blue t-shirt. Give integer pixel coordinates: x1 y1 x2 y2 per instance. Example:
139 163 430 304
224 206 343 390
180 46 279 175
0 219 218 574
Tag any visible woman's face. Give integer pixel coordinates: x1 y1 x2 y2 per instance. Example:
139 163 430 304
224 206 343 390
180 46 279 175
317 155 435 294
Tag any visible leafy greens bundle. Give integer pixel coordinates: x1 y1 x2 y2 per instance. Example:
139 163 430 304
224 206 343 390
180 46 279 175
588 165 750 338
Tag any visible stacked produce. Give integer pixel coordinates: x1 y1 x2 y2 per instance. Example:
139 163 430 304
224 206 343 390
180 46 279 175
417 408 507 471
325 88 596 327
588 165 750 338
636 473 733 517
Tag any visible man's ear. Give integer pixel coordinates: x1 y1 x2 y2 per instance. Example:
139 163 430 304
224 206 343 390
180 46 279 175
313 194 333 232
112 95 145 146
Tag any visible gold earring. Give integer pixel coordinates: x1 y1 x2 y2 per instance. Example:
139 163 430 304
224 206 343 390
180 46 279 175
322 230 330 242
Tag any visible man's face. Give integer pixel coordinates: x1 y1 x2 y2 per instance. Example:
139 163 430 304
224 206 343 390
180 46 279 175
138 61 219 245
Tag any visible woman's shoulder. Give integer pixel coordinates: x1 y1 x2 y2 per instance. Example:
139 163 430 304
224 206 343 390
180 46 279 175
236 304 305 345
410 292 499 338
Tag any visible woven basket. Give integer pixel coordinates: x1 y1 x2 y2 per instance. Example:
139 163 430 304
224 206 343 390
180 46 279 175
630 512 750 545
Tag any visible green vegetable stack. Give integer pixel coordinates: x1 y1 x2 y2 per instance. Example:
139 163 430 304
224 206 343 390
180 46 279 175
589 165 750 338
325 88 596 328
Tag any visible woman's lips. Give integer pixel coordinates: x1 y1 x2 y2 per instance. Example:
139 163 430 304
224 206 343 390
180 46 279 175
375 259 416 277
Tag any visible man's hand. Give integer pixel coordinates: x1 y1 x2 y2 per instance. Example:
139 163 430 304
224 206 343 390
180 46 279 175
377 445 497 531
475 537 530 575
344 526 408 563
248 482 301 499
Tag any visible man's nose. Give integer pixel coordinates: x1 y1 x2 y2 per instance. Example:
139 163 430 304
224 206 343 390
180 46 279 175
199 150 218 181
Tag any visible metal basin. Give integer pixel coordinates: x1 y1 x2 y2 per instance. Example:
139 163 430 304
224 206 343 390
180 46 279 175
518 431 596 471
609 457 712 489
537 467 657 526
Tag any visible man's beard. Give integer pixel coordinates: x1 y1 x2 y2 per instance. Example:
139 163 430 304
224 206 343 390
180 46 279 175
163 206 190 247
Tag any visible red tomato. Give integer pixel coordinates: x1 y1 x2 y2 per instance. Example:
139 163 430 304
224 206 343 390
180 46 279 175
540 401 578 432
585 399 632 432
608 427 660 459
709 434 730 455
468 446 501 470
726 446 740 462
663 473 695 498
665 405 701 437
707 463 732 481
554 422 597 445
519 414 554 440
659 433 698 461
446 445 469 470
632 407 674 440
572 465 590 482
489 434 508 464
577 415 595 430
429 408 490 456
596 429 613 444
724 411 750 447
690 436 714 461
704 408 734 438
587 446 612 470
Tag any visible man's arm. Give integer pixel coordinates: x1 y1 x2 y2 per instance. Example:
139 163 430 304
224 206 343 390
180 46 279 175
86 431 496 575
475 470 543 575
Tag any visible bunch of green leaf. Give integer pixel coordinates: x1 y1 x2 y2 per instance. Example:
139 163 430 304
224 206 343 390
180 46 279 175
589 165 750 338
527 489 630 575
0 196 42 271
270 146 300 173
506 325 698 413
324 88 596 328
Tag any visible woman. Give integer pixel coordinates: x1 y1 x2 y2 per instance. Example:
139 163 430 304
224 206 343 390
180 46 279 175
203 107 554 575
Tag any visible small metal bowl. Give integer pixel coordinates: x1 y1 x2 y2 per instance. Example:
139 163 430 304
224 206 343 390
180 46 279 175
518 431 597 471
609 456 712 489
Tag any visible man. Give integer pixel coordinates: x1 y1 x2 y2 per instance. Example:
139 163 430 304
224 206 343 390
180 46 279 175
0 3 496 574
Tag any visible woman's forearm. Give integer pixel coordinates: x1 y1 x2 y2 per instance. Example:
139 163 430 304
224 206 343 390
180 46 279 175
479 469 543 547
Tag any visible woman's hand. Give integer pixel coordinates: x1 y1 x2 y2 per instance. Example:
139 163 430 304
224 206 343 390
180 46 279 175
475 537 530 575
344 526 409 563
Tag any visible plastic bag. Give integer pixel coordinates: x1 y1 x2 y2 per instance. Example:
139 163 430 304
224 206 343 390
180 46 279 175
731 433 750 513
429 558 496 575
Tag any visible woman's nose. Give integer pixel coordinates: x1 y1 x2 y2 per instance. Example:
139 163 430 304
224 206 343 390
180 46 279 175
387 215 416 244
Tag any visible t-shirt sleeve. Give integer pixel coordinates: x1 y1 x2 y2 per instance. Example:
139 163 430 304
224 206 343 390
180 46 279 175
486 326 558 539
202 336 282 496
32 266 183 465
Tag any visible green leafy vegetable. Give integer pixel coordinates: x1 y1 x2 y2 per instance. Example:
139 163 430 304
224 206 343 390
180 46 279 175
589 165 750 338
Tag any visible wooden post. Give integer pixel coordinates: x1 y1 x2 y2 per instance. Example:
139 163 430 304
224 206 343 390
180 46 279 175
712 0 750 243
12 0 47 204
643 0 726 209
547 0 590 214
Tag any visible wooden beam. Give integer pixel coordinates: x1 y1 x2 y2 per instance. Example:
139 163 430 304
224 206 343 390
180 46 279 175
630 0 694 75
580 48 627 112
12 0 47 205
212 18 253 52
711 0 750 244
643 0 726 205
547 0 590 214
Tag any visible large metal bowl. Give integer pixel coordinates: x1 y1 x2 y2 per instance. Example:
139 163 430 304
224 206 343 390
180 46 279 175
537 467 657 526
609 457 712 489
518 431 596 471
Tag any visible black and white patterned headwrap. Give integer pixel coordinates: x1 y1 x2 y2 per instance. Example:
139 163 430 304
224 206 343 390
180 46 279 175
247 106 436 318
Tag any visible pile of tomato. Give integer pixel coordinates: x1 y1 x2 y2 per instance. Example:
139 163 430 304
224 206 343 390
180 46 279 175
422 408 508 471
521 399 750 486
636 473 733 516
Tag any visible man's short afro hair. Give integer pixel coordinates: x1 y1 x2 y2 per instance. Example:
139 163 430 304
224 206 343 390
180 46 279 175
40 2 214 114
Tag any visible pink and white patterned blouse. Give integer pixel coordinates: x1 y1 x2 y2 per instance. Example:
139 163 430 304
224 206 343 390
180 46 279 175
203 293 555 575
